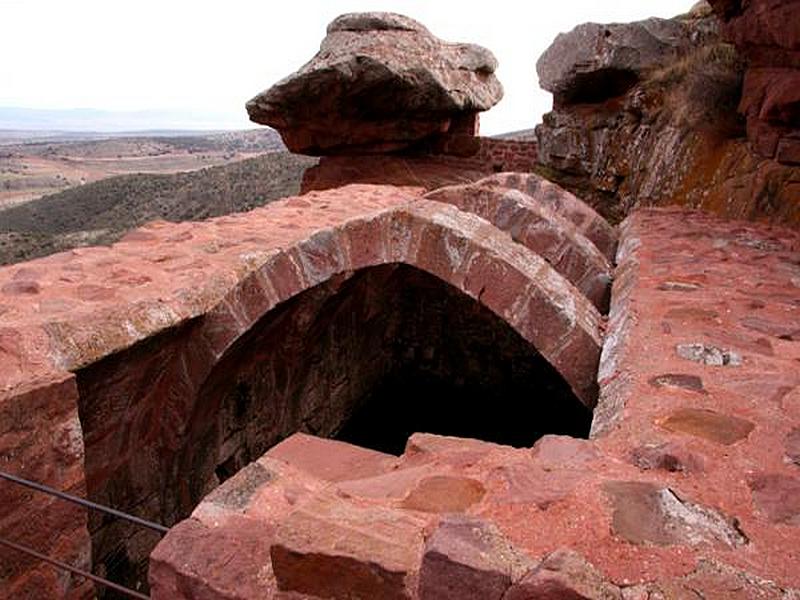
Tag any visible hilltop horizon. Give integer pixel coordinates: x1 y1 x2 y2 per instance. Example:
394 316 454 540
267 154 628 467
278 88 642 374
0 106 252 133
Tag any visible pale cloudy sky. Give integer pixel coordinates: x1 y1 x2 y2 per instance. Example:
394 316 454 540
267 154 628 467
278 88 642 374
0 1 692 134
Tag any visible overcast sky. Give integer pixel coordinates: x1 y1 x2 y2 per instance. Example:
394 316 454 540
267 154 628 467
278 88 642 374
0 1 692 134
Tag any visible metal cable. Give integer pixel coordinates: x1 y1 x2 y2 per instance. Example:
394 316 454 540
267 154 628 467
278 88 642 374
0 536 150 600
0 470 169 534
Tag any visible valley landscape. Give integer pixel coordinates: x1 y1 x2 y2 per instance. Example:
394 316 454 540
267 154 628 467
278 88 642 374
0 128 286 209
0 129 315 265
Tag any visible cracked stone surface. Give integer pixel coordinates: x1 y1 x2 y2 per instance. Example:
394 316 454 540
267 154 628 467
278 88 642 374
604 481 748 548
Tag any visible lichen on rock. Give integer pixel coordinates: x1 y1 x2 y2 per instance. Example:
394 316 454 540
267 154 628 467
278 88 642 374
534 4 800 225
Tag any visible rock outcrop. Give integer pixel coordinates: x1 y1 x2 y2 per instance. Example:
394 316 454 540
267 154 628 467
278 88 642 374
538 17 715 105
535 4 800 225
708 0 800 163
247 12 503 155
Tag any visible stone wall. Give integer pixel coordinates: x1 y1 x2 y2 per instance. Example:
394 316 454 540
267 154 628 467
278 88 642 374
300 139 538 195
0 375 92 599
474 138 538 173
0 180 606 595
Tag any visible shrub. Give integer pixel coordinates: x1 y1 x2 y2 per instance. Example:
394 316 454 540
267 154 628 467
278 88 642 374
646 42 746 137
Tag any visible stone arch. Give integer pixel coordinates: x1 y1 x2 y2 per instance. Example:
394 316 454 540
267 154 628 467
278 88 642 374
71 197 603 593
180 262 595 509
198 200 602 407
425 182 613 311
159 196 603 515
479 172 619 261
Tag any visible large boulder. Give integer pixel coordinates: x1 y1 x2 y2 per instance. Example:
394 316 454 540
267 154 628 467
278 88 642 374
246 12 503 155
536 18 716 105
533 7 800 226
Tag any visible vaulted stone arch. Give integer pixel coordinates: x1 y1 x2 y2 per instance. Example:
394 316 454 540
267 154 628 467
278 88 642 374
479 172 619 261
67 193 604 594
197 200 603 406
152 201 600 556
425 182 612 310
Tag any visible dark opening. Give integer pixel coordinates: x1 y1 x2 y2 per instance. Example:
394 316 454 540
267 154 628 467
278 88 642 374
334 267 590 454
74 263 593 598
557 68 639 105
195 264 591 475
337 367 590 455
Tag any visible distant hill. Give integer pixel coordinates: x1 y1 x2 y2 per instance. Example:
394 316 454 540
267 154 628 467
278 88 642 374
0 128 284 147
0 129 286 209
0 152 317 265
0 107 249 132
3 129 285 157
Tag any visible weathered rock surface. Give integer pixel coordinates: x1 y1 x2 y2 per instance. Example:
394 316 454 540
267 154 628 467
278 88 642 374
271 492 427 599
604 481 747 547
247 12 502 155
708 0 800 163
419 515 534 599
506 549 622 600
748 473 800 525
787 427 800 466
537 18 714 105
535 7 800 225
631 440 706 474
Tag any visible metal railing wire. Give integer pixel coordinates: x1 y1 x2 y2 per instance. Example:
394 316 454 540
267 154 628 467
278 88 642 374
0 536 150 600
0 469 169 599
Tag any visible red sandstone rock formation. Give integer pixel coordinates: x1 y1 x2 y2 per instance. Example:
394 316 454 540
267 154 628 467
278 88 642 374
537 16 717 105
246 12 503 155
2 7 800 600
535 4 800 225
708 0 800 164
